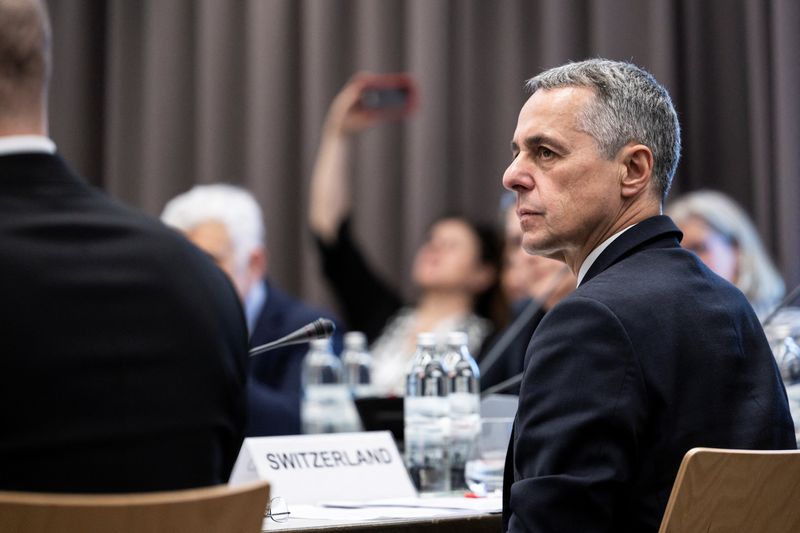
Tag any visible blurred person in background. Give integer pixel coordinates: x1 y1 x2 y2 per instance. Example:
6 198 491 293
480 193 576 394
309 73 506 397
666 189 785 320
0 0 247 492
162 184 343 435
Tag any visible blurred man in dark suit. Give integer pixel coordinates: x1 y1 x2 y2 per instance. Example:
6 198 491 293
162 184 344 436
0 0 248 492
501 58 795 532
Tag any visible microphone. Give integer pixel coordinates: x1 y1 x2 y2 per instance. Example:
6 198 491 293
249 318 336 357
762 283 800 327
481 372 523 396
479 266 571 377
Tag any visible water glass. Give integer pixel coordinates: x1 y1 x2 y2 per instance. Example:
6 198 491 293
464 417 513 496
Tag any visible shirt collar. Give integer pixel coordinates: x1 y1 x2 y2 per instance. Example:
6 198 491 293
244 279 267 336
576 224 637 287
0 135 56 156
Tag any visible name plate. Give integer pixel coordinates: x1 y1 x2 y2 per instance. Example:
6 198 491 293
229 431 417 503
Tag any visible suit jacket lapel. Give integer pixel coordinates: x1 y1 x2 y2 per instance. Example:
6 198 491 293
581 215 683 285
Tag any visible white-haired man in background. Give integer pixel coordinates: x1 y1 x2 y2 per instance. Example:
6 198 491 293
162 184 344 435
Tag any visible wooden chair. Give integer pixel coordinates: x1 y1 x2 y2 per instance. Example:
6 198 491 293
0 480 270 533
659 447 800 532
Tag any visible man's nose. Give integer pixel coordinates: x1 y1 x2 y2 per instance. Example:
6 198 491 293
502 156 527 192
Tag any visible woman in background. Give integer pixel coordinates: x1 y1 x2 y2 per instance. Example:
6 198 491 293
309 74 505 397
666 189 785 320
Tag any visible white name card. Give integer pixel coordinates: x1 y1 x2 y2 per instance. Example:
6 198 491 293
229 431 417 504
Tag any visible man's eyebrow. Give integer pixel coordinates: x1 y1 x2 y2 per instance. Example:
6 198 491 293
523 135 568 153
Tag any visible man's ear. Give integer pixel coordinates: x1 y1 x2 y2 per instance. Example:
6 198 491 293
619 143 653 199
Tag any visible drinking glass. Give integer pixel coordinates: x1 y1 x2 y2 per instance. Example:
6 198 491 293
464 417 513 496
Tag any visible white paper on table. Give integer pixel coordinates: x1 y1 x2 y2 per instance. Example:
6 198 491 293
288 504 467 521
319 495 502 514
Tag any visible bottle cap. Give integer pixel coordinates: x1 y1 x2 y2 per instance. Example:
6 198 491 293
446 331 469 346
310 338 331 350
416 332 437 347
344 331 367 349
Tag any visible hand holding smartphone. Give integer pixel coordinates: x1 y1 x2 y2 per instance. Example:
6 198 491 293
356 73 418 118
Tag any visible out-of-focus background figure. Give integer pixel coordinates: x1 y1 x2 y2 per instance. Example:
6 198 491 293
309 74 506 397
666 189 785 321
162 184 344 435
479 194 576 394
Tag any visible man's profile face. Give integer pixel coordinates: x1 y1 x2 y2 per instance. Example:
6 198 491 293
502 86 623 266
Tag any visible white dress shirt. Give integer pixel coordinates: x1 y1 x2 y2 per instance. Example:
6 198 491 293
576 224 637 287
0 135 56 156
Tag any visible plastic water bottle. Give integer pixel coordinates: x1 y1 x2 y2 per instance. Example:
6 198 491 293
763 307 800 445
301 338 360 434
404 332 451 493
442 331 481 490
342 331 372 398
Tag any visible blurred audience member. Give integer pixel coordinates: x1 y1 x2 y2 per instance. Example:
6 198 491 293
162 184 344 435
480 195 576 394
309 74 505 396
0 0 247 492
667 190 785 320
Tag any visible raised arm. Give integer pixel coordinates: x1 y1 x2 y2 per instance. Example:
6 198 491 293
309 73 415 243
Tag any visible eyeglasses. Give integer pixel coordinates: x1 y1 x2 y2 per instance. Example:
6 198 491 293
266 496 291 523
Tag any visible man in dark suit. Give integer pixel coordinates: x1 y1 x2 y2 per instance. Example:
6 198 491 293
501 58 795 532
0 0 248 492
162 184 344 436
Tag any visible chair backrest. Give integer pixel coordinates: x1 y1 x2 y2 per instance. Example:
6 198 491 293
0 480 269 533
659 447 800 533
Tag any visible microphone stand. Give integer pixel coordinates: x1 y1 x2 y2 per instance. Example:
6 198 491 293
762 284 800 327
479 266 571 378
481 372 523 396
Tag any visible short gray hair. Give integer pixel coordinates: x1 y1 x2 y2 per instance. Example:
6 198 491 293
526 59 681 203
161 184 265 271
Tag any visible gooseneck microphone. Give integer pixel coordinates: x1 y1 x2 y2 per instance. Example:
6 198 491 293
762 283 800 327
249 318 336 357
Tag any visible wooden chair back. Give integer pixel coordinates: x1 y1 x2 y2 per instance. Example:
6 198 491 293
0 480 270 533
659 447 800 532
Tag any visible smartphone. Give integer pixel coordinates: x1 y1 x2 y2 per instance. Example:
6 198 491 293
359 87 410 110
357 73 418 114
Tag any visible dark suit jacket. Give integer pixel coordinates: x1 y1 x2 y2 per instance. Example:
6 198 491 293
246 280 343 436
503 215 795 532
0 153 249 493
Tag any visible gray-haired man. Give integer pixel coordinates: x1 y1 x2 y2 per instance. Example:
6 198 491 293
501 58 794 532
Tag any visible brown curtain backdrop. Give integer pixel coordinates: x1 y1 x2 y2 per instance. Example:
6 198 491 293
45 0 800 309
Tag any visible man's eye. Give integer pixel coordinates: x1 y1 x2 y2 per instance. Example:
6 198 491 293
538 147 555 159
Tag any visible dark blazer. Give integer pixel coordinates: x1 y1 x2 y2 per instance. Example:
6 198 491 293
247 280 344 436
0 153 249 493
503 215 795 532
